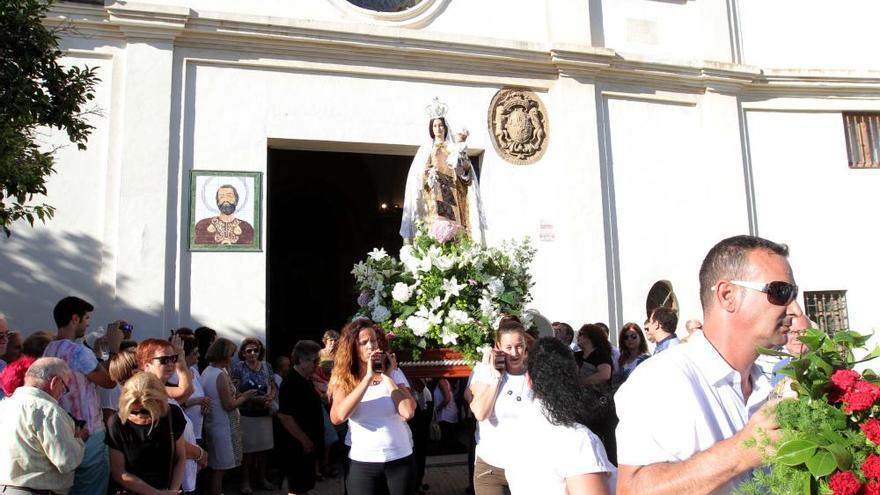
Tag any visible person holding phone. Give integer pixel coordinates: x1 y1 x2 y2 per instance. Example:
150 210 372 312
466 316 533 495
328 318 417 495
230 337 276 494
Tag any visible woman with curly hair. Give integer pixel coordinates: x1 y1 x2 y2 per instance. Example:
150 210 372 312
329 318 417 495
506 337 614 495
614 323 649 386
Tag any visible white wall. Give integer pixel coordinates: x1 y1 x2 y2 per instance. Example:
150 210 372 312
740 0 880 70
746 110 880 338
605 93 751 335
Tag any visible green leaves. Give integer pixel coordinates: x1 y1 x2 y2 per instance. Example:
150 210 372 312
1 0 99 236
804 450 836 477
776 440 817 466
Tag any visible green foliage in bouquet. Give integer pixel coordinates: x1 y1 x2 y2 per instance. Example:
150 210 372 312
739 329 880 495
351 222 534 362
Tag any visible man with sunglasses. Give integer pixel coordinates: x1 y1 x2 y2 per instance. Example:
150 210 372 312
0 357 87 495
616 235 804 495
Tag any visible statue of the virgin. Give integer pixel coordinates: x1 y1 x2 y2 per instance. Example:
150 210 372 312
400 97 486 244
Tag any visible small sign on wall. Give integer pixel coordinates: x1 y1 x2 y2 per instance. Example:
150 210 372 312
189 170 262 252
539 220 555 242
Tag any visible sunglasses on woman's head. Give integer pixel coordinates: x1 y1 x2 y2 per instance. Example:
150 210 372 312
728 280 799 306
151 354 178 365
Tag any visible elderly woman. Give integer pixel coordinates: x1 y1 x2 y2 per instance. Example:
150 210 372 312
466 316 534 495
329 319 417 495
201 338 258 495
106 372 187 495
506 337 615 494
231 337 276 494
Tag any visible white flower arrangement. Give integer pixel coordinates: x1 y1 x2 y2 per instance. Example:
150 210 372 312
352 221 535 361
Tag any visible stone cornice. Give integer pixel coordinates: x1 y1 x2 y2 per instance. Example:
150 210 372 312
47 2 880 95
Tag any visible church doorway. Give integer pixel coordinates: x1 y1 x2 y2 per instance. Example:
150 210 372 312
265 147 411 360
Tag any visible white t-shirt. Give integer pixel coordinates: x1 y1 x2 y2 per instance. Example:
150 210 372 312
470 363 534 469
506 400 615 495
168 365 206 439
347 369 413 463
615 330 771 494
99 384 121 412
169 400 198 493
433 381 459 423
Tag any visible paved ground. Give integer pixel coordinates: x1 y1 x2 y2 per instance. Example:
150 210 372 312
224 454 471 495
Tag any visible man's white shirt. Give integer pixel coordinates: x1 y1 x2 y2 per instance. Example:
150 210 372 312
615 330 771 494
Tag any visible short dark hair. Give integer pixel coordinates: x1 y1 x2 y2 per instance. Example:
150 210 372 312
593 322 611 339
699 235 789 310
179 334 198 357
649 307 678 335
53 296 94 328
238 337 265 361
551 322 574 344
216 185 239 204
428 117 449 141
292 340 321 365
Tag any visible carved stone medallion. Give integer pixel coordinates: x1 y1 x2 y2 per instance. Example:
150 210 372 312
488 88 549 165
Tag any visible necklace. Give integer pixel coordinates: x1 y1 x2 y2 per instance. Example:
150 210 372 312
504 373 527 402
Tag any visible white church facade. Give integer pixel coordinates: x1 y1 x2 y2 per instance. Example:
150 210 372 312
3 0 879 348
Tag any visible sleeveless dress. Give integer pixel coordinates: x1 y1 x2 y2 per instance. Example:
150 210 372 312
201 365 242 469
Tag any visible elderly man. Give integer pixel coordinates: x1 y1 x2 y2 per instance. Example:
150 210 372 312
0 357 87 495
616 235 804 495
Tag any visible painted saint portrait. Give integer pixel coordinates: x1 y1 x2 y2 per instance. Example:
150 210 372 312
189 171 262 251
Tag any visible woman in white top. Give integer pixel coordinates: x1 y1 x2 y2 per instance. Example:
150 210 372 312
466 316 533 495
329 318 417 495
200 338 259 495
506 337 615 495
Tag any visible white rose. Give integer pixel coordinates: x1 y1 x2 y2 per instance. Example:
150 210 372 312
371 305 390 322
406 315 431 337
434 255 455 272
392 282 413 303
448 308 472 326
487 277 505 297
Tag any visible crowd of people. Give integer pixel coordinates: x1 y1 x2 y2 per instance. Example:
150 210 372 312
0 234 808 495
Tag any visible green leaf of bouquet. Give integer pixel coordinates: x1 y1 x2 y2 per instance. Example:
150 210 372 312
807 354 833 375
757 346 795 358
823 443 852 470
805 450 837 478
775 439 817 466
499 292 515 305
400 306 417 319
798 333 824 351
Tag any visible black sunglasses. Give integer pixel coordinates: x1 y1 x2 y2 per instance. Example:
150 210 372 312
244 348 260 355
623 333 640 340
729 280 798 306
129 409 151 417
151 354 178 365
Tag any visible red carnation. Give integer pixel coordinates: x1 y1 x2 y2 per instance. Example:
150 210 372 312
862 418 880 445
843 380 880 413
865 482 880 495
863 454 880 479
832 369 862 391
829 470 862 495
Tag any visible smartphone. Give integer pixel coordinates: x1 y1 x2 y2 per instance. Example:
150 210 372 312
494 350 506 371
371 353 385 373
